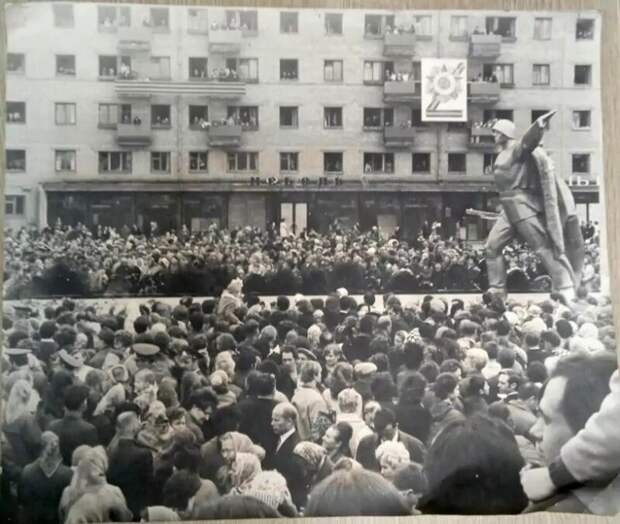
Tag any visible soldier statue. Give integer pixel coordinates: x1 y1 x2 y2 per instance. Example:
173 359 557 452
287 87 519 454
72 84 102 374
485 111 585 300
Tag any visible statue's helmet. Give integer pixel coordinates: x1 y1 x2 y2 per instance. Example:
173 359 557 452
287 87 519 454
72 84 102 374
492 119 516 139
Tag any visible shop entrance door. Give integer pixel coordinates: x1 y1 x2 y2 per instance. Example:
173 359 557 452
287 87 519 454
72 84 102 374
280 202 307 236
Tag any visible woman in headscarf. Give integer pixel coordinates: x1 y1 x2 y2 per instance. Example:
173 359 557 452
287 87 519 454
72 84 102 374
137 401 174 454
229 452 262 495
291 441 334 510
3 379 43 471
91 382 126 446
59 446 133 524
216 278 244 324
215 431 265 493
17 431 73 524
243 470 298 517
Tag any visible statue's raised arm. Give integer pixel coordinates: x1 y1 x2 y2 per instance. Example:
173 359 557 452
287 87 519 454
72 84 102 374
518 109 557 156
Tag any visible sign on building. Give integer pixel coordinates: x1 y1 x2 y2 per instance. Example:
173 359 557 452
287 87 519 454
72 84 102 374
421 58 468 122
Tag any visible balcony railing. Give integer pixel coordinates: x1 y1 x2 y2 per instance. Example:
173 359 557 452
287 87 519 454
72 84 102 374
383 32 416 56
115 78 246 98
469 126 496 150
383 126 415 148
383 81 421 104
117 27 152 53
469 34 502 58
207 125 242 147
208 28 242 54
116 122 152 147
467 81 501 104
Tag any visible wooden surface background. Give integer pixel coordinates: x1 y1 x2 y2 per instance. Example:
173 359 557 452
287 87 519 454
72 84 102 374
1 0 619 522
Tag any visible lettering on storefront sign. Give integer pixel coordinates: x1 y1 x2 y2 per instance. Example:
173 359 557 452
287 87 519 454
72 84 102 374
249 177 344 187
567 175 598 187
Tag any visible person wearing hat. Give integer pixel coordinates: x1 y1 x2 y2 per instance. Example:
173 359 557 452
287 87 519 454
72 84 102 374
57 349 94 384
485 111 584 301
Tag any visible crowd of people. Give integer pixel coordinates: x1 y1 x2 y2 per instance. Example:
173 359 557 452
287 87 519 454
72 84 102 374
1 281 618 522
3 222 601 299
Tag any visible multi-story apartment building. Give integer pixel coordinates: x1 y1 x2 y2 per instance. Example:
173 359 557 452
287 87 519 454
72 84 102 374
5 3 602 241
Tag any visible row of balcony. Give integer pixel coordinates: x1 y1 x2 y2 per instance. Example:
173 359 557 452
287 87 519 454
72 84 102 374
116 121 495 150
383 32 502 58
383 80 500 104
117 26 503 58
117 26 256 55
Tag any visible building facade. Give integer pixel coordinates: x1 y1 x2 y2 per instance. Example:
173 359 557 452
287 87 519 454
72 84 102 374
5 3 602 241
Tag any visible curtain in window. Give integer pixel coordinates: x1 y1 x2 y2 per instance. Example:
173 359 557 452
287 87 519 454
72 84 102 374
450 16 467 36
239 59 258 80
56 104 75 124
534 18 551 39
415 16 432 35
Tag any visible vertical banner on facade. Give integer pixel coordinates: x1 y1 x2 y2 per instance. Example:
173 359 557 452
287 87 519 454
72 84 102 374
421 58 468 122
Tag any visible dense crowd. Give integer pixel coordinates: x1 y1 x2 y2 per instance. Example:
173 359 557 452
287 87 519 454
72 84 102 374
2 221 601 299
1 281 619 522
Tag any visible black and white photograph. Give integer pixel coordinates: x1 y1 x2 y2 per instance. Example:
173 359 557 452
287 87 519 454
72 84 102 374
2 2 619 521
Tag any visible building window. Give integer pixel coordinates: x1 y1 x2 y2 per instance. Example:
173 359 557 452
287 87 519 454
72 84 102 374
412 153 431 174
6 102 26 123
450 16 468 38
55 150 76 172
6 150 26 171
534 17 552 40
189 151 208 172
7 53 25 74
485 16 516 39
576 19 594 40
189 105 208 128
151 152 171 173
227 106 259 130
227 152 258 172
364 14 394 36
97 6 129 30
324 152 343 174
151 105 171 128
5 195 25 216
364 60 394 84
98 103 118 127
325 13 343 35
119 104 132 124
532 64 550 85
572 153 591 174
280 152 299 172
414 15 432 36
99 152 132 174
324 107 343 128
483 153 498 175
189 57 208 79
99 55 118 77
150 57 171 80
572 110 591 129
53 4 74 28
324 60 343 82
483 63 514 86
149 8 169 31
55 103 76 125
364 153 394 174
279 107 299 128
280 12 298 33
56 55 75 76
280 59 298 80
188 8 209 33
574 65 592 85
448 153 467 173
411 109 428 128
225 58 259 82
531 109 551 129
483 109 514 121
363 107 393 128
225 10 258 32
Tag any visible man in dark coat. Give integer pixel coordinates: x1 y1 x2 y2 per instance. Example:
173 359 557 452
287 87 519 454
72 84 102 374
270 402 305 508
48 384 99 465
356 408 427 471
237 371 279 462
107 411 154 519
18 431 72 524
